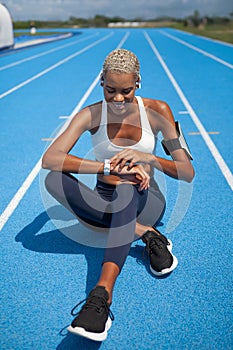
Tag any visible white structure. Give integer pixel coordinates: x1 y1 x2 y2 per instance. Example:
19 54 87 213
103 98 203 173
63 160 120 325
108 22 146 28
0 3 14 50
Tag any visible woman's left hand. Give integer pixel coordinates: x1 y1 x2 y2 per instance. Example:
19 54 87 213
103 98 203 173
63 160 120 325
112 163 150 191
110 149 152 171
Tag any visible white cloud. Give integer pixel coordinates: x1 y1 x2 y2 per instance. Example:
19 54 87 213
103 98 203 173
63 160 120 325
2 0 233 21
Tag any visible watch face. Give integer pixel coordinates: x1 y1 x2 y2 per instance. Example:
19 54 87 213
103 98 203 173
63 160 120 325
104 160 111 175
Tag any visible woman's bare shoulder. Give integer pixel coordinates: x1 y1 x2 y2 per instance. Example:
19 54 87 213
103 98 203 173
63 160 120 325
70 101 102 130
142 97 175 125
89 100 102 132
89 100 102 113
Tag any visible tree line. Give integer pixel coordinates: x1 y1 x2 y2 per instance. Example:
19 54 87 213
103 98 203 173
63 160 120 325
13 12 232 29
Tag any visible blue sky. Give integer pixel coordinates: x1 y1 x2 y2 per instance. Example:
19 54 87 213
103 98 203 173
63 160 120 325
2 0 233 21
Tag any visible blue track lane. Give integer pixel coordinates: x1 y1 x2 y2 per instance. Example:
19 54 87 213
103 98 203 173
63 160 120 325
0 28 232 350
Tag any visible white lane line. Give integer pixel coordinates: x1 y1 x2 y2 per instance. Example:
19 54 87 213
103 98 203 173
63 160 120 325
188 131 220 135
0 161 42 232
144 31 233 191
0 31 130 231
178 111 189 114
0 32 99 71
0 32 114 100
159 30 233 69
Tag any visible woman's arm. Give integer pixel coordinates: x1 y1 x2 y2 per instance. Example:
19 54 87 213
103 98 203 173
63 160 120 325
152 101 195 182
42 105 151 189
149 152 194 183
110 100 195 183
42 107 104 174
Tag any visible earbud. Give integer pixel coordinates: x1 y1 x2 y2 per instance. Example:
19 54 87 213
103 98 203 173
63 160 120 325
100 73 104 87
136 74 141 89
136 81 141 89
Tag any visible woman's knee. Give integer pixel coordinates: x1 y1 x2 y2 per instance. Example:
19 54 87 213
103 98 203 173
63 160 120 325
44 171 61 194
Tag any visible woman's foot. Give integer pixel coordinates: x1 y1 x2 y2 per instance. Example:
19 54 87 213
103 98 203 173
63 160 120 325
67 286 114 342
141 228 178 276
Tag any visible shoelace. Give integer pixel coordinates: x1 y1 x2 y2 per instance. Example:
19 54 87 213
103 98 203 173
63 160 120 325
143 234 170 259
71 296 114 321
150 234 169 247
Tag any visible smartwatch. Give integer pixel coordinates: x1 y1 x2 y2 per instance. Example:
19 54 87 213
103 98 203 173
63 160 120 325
104 159 111 175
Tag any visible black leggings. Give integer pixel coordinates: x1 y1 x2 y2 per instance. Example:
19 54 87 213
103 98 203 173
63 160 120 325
45 171 166 271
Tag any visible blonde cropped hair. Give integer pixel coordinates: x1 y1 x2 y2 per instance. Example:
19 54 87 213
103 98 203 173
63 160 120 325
102 49 140 80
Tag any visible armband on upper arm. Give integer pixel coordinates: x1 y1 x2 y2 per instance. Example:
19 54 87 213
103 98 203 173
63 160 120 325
161 121 193 160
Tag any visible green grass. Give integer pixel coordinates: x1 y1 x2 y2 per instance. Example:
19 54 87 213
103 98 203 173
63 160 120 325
171 22 233 44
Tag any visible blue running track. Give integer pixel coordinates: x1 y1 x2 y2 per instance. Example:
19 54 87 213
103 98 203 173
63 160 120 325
0 28 232 349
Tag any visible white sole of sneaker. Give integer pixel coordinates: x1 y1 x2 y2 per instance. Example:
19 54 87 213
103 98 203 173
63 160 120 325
150 239 178 277
67 316 112 342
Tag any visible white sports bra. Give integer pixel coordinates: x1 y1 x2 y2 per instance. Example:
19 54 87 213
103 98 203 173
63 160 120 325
91 96 155 162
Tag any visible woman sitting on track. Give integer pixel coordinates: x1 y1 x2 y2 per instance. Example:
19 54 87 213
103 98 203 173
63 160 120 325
42 49 195 342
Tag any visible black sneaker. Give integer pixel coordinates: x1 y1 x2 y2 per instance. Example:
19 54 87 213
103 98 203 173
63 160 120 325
142 229 178 276
67 286 114 342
